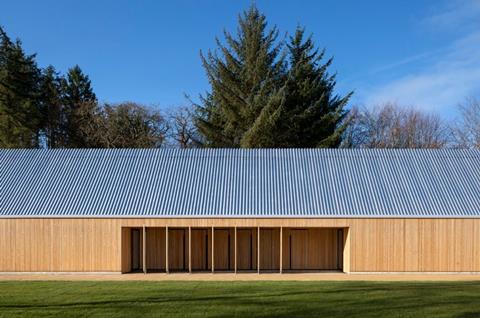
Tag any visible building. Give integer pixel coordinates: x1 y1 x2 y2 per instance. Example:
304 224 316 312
1 148 479 274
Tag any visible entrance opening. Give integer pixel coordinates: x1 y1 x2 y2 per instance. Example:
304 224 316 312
284 228 344 271
121 226 348 274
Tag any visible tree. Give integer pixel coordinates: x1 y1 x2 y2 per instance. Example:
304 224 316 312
39 66 65 148
195 5 285 147
343 103 449 148
62 65 97 147
0 26 42 148
169 106 201 148
241 27 351 147
77 102 168 148
452 98 480 148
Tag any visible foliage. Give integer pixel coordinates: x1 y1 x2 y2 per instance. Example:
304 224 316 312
0 26 42 148
78 102 168 148
61 65 97 147
0 26 170 149
343 103 450 148
452 98 480 148
241 28 351 147
196 5 285 147
168 106 201 148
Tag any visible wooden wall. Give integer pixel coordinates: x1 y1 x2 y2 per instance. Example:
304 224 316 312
282 228 340 270
191 228 211 271
1 218 480 272
213 228 235 271
260 228 280 270
236 228 257 271
146 228 166 271
168 228 188 271
121 227 131 273
350 219 480 272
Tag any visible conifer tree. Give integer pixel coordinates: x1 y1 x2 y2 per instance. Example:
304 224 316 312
195 5 285 147
241 27 352 147
0 27 42 148
39 66 65 148
62 65 97 147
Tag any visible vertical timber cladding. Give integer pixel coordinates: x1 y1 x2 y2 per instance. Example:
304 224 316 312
283 228 343 270
121 227 132 273
213 228 235 271
350 218 480 272
145 228 166 272
259 228 280 270
190 228 212 271
168 228 189 271
2 218 480 273
236 228 258 271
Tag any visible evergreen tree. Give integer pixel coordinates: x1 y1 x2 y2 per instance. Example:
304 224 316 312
241 27 352 147
0 27 42 148
39 66 65 148
62 65 97 147
195 5 285 147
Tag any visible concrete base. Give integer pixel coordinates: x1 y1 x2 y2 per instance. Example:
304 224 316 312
0 272 479 281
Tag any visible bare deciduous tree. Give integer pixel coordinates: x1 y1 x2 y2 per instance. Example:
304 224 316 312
168 106 201 148
77 102 169 148
452 98 480 149
342 103 450 148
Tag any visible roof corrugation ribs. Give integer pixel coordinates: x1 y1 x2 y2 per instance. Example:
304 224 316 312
1 148 480 218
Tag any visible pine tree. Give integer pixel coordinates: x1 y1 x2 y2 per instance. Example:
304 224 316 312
62 65 97 147
39 66 65 148
0 27 42 148
195 5 285 147
242 27 352 147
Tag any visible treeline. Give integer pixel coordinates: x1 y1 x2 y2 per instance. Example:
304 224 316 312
0 26 171 148
1 6 479 149
344 100 480 149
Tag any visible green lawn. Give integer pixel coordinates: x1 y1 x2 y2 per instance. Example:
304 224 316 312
0 281 479 317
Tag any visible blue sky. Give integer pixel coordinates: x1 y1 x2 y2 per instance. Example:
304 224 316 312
2 0 479 116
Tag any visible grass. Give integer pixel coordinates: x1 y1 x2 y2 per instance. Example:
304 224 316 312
0 281 479 317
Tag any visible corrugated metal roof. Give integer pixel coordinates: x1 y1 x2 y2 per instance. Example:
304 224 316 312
1 148 480 218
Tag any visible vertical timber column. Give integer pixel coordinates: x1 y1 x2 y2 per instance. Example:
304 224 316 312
343 228 351 273
234 226 237 274
279 227 283 274
166 226 169 274
142 226 147 274
257 226 260 274
211 227 215 273
188 226 192 273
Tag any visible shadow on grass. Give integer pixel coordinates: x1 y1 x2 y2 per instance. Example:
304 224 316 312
0 281 479 317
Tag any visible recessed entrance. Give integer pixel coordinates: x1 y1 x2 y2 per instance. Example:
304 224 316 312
121 226 348 274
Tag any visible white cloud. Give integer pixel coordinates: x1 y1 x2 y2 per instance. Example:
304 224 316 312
361 0 480 113
424 0 480 30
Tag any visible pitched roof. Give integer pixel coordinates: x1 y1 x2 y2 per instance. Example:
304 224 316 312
1 148 480 218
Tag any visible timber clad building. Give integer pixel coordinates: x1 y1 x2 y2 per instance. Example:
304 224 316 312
1 149 480 274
